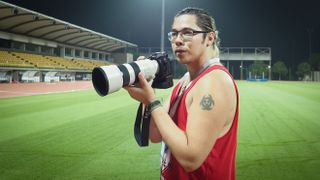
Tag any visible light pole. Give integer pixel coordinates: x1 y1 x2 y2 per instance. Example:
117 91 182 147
240 65 248 80
240 61 243 80
268 65 271 80
240 65 243 80
306 28 313 59
160 0 165 52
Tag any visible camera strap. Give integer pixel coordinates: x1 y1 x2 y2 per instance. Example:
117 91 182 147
192 57 220 79
134 103 150 147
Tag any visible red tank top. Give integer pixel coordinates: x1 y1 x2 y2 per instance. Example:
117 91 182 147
161 65 239 180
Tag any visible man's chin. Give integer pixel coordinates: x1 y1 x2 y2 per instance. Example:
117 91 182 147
176 58 189 65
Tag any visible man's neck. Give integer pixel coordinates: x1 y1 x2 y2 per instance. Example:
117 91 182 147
187 50 216 80
188 62 205 80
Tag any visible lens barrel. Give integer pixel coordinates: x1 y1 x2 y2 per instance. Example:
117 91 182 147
92 59 159 96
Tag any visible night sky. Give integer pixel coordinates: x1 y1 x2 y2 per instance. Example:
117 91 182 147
2 0 320 68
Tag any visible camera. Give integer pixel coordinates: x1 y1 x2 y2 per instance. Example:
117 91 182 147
92 52 173 96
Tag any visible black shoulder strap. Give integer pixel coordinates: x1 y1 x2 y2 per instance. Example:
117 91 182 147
134 103 150 147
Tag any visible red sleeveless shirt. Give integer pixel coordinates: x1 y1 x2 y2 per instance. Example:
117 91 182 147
161 65 239 180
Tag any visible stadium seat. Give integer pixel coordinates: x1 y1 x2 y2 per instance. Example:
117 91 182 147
0 50 34 68
0 50 111 70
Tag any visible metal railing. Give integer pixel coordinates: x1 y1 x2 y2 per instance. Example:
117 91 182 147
137 47 271 61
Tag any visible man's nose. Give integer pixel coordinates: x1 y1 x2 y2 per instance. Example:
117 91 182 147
174 33 184 46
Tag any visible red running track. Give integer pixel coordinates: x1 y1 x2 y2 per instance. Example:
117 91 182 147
0 81 93 99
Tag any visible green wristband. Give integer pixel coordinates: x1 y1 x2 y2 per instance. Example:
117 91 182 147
146 100 162 113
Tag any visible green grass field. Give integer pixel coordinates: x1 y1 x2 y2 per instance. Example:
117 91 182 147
0 81 319 179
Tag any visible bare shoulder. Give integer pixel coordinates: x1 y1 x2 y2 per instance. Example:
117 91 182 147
186 68 237 113
192 69 235 96
186 68 237 137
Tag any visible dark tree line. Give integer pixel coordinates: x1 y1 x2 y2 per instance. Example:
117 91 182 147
249 53 320 80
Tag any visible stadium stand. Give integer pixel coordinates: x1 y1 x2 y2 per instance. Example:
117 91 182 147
0 1 137 83
12 52 63 69
0 50 111 71
44 56 83 70
72 58 111 70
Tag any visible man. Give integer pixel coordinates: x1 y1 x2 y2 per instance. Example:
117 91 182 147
125 7 239 180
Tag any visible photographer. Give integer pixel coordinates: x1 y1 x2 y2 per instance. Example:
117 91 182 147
124 7 239 180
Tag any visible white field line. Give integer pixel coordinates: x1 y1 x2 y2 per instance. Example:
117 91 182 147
0 87 93 98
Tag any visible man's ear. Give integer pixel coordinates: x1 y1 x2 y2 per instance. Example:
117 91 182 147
207 32 215 46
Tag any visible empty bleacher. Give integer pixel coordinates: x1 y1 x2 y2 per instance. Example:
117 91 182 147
73 58 111 70
0 50 34 68
0 50 111 70
12 52 63 69
45 56 82 70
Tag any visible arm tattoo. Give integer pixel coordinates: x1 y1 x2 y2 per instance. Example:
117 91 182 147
200 94 214 111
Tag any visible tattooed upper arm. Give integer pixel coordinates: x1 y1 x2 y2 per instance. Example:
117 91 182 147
200 94 214 111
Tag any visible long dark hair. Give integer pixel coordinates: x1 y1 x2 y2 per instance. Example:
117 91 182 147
175 7 220 56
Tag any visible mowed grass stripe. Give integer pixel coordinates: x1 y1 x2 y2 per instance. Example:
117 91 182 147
0 88 169 179
0 90 134 142
237 81 320 180
0 82 319 179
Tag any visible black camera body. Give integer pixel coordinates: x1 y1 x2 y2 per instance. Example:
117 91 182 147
149 52 173 89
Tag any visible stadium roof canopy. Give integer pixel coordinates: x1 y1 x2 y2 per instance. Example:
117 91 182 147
0 1 137 52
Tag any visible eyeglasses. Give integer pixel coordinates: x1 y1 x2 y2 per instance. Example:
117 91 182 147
168 29 210 42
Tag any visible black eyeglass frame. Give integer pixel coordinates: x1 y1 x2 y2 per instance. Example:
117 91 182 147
168 29 211 42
